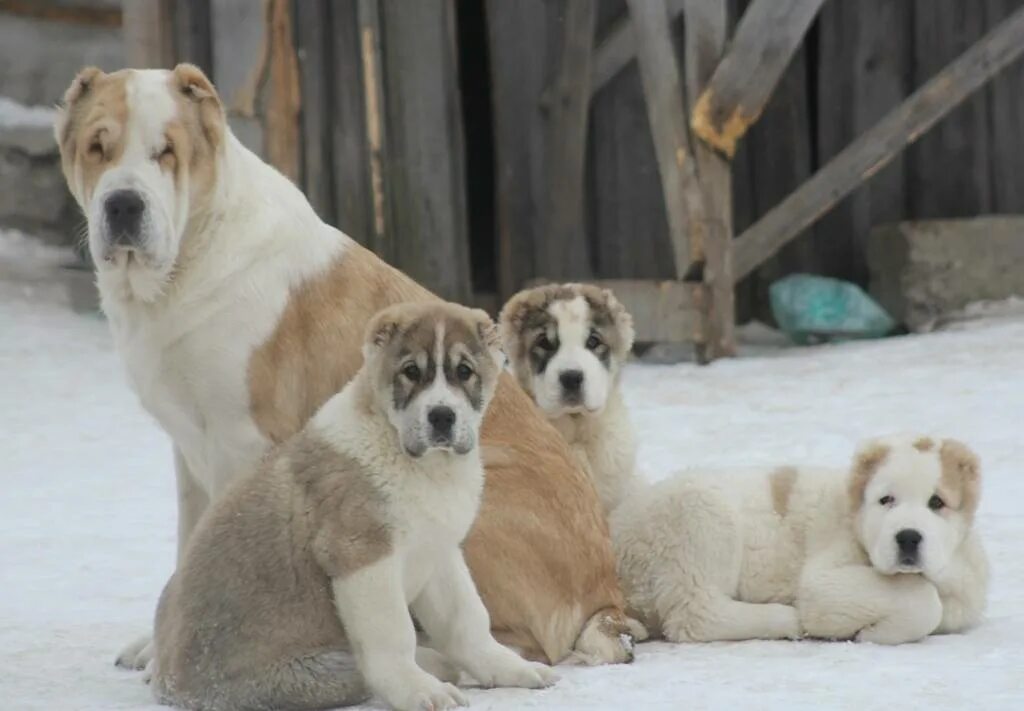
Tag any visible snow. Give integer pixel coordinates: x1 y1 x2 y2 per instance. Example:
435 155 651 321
2 235 1022 710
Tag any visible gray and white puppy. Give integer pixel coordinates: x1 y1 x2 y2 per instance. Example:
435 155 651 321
150 301 557 711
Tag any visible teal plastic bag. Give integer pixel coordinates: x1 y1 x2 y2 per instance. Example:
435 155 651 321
770 274 896 345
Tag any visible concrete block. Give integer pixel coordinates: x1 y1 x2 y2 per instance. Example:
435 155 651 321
867 217 1024 331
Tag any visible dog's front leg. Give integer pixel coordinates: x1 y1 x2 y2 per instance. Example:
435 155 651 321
928 532 989 634
412 550 558 689
332 557 468 711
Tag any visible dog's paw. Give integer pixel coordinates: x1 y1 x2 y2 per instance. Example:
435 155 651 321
476 658 558 690
625 616 650 642
406 681 468 711
415 647 460 685
571 611 637 665
115 634 154 671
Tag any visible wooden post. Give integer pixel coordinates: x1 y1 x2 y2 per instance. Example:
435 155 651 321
264 0 300 183
732 3 1024 282
293 0 334 223
542 0 597 280
123 0 174 68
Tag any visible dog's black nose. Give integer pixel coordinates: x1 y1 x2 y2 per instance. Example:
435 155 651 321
559 370 584 393
104 190 145 243
428 406 456 435
895 528 922 553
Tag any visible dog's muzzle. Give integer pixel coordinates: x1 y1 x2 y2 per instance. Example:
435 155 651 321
104 189 146 247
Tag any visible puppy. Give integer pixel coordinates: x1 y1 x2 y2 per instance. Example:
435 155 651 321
499 283 638 515
611 435 989 645
150 302 557 711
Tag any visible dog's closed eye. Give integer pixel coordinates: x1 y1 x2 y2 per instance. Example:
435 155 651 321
928 495 945 511
878 495 894 507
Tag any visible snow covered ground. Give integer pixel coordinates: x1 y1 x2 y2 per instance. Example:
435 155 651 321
2 238 1022 710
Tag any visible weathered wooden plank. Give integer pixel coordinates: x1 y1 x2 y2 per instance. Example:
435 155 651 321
328 0 372 245
733 3 1024 283
292 0 333 222
378 0 471 301
984 0 1024 214
690 0 826 158
123 0 174 68
814 0 911 285
174 0 213 73
357 0 390 259
211 0 266 154
541 0 597 282
907 0 993 219
591 0 685 93
264 0 300 182
625 0 703 281
682 0 734 360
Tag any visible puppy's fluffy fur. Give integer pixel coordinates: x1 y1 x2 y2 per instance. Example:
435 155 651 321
611 435 989 644
150 302 556 711
499 283 638 515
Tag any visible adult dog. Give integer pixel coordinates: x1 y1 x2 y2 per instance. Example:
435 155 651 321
55 64 633 668
612 435 989 644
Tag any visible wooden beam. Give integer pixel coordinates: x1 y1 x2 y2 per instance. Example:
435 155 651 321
682 0 735 361
626 0 703 282
123 0 174 68
590 280 698 344
733 3 1024 283
264 0 301 182
591 0 685 95
691 0 827 158
542 0 597 279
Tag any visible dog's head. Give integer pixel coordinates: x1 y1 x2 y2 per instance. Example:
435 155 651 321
362 302 503 458
55 64 225 302
499 283 634 418
849 435 981 579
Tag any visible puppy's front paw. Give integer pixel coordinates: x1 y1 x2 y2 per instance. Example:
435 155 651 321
406 681 468 711
472 654 559 689
115 634 153 671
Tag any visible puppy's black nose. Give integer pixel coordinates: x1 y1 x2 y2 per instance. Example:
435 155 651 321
428 406 456 435
559 370 584 393
895 528 922 553
104 190 145 243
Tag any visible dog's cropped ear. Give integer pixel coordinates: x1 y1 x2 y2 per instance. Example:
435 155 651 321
470 309 505 367
848 440 890 512
939 439 981 516
362 308 403 361
172 63 225 148
54 66 105 151
600 287 635 354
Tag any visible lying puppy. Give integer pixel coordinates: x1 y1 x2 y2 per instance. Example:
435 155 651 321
498 283 638 515
151 302 556 711
611 435 989 644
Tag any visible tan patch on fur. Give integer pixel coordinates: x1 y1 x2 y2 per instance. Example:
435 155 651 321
167 64 224 218
287 433 392 576
913 437 935 452
848 443 890 511
770 466 798 517
248 243 627 664
938 439 982 520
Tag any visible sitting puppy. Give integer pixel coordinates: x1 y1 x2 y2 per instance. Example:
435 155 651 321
611 435 989 645
498 283 638 515
150 302 556 711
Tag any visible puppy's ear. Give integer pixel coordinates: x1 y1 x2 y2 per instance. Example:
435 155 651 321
939 439 981 516
848 441 890 512
362 308 402 361
497 289 536 360
172 63 225 148
471 309 505 367
601 287 635 353
54 66 105 150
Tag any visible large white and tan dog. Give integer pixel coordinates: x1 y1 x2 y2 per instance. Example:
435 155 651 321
499 283 639 515
152 302 556 711
56 64 634 668
611 435 989 644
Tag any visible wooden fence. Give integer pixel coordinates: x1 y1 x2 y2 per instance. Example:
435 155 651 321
124 0 1024 360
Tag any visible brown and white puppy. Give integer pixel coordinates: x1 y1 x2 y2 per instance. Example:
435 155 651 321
56 65 635 670
499 283 638 515
151 302 556 711
611 435 989 644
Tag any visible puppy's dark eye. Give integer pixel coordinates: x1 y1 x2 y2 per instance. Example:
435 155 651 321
402 363 421 381
456 362 473 381
878 495 894 506
928 495 946 511
585 332 602 350
535 334 555 352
